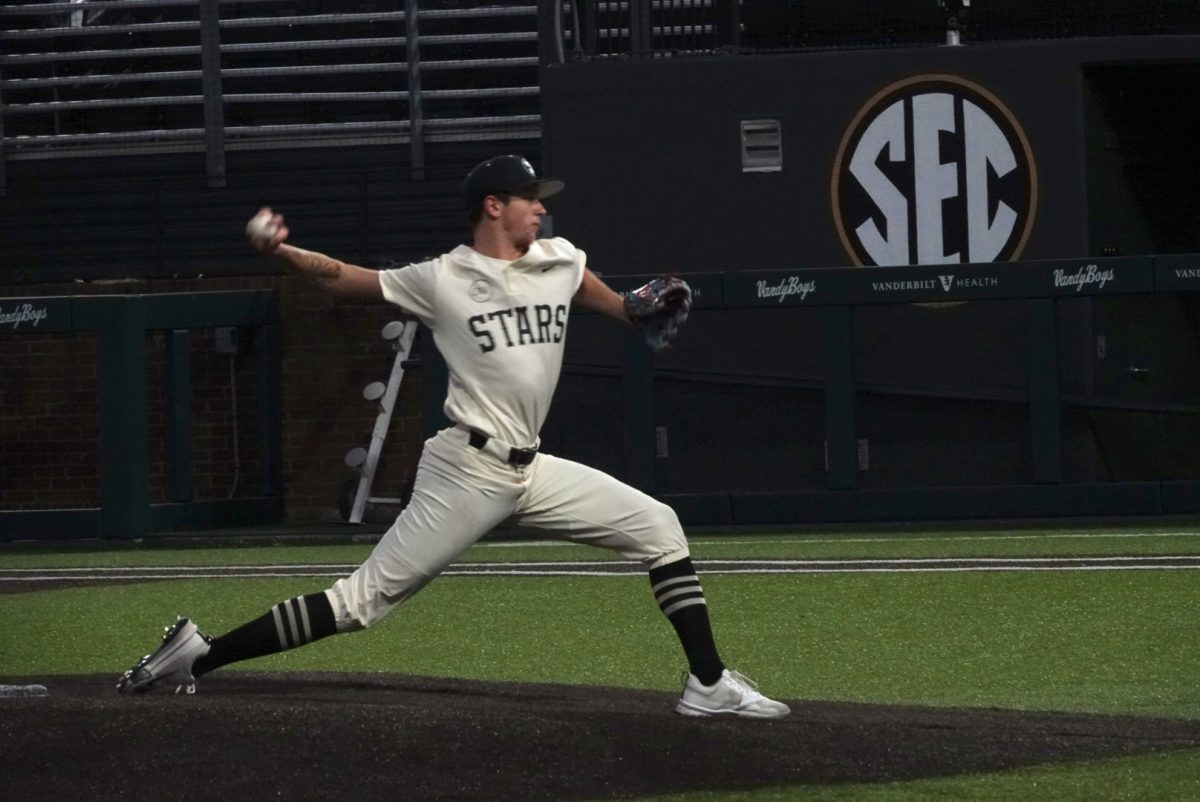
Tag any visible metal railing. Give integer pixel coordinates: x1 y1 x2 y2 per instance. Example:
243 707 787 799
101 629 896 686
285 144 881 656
542 1 1200 62
0 1 542 187
543 0 740 62
11 1 1190 191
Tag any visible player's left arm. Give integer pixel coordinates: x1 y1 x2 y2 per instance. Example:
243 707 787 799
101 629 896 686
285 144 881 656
572 267 630 323
573 267 692 352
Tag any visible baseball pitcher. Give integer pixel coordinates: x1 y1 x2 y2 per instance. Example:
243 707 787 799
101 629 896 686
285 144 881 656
116 155 789 719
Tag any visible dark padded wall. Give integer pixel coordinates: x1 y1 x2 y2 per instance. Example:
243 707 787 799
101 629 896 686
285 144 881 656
0 141 524 282
539 36 1200 494
541 43 1094 273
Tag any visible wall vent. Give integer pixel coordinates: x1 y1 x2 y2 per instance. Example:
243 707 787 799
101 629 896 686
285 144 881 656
740 119 782 172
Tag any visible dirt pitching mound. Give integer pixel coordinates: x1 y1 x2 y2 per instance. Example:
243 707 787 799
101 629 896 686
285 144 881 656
2 672 1197 801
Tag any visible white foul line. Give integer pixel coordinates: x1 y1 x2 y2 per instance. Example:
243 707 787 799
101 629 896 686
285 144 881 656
1 555 1198 582
4 555 1198 570
476 531 1200 549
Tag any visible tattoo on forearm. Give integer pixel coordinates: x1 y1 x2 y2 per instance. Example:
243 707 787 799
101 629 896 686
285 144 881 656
291 249 342 284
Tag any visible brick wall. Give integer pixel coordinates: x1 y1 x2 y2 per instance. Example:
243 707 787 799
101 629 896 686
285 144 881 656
276 276 426 521
0 330 100 507
0 275 426 523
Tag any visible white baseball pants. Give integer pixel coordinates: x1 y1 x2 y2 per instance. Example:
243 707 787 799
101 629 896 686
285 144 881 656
326 426 690 631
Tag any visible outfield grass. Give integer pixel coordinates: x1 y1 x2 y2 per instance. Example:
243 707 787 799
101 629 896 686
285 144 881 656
1 526 1198 800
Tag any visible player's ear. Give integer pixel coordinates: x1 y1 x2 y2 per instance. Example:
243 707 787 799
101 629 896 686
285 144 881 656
483 194 504 220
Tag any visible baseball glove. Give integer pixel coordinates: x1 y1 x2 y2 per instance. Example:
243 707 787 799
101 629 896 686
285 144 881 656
623 275 692 352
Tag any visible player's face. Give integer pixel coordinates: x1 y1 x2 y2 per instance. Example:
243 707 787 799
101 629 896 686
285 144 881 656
498 191 546 249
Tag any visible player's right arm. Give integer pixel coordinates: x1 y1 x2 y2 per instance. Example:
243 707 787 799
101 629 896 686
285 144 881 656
246 208 383 301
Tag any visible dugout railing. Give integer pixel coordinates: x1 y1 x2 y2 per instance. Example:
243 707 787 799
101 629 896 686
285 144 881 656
7 257 1200 537
0 289 281 539
536 0 1200 63
570 253 1200 525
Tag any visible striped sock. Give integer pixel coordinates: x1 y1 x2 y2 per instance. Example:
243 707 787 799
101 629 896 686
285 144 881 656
270 595 322 651
649 557 725 685
193 592 336 677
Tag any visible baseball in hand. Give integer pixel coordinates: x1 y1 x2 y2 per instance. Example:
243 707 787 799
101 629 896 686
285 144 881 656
245 210 278 245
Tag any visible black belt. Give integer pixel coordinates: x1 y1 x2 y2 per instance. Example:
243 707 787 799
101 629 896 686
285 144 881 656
468 429 538 466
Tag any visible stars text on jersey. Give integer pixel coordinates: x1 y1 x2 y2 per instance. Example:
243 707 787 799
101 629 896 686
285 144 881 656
467 304 568 353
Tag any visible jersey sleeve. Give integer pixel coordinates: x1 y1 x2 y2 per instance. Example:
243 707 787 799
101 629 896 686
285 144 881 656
377 258 439 325
546 237 586 294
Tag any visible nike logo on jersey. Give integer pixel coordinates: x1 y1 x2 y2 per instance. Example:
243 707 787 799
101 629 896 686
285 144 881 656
468 304 567 353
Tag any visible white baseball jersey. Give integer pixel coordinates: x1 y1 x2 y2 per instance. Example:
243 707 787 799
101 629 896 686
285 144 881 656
377 237 585 448
324 236 689 632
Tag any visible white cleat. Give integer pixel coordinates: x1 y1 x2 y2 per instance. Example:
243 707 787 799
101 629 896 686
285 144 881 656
116 617 212 695
675 669 791 719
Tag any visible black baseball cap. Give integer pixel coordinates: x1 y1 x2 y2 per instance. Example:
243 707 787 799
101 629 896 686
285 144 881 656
462 155 564 209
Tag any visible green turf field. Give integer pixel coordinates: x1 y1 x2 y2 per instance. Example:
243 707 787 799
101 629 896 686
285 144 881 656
2 524 1198 800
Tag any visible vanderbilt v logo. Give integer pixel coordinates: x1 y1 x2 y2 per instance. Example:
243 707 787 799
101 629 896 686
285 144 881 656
939 275 955 292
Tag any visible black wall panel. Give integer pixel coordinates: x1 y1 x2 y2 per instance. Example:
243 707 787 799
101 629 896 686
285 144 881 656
0 140 539 282
539 36 1200 495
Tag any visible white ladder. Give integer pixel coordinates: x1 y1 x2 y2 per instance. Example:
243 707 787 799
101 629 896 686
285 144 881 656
343 319 419 524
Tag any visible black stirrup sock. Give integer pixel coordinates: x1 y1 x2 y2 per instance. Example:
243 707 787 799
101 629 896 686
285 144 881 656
193 592 337 676
648 557 726 685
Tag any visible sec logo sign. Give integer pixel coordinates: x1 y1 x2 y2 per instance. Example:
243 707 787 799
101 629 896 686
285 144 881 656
832 74 1038 267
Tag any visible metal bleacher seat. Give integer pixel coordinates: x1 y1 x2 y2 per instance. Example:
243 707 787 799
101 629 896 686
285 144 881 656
0 0 542 174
